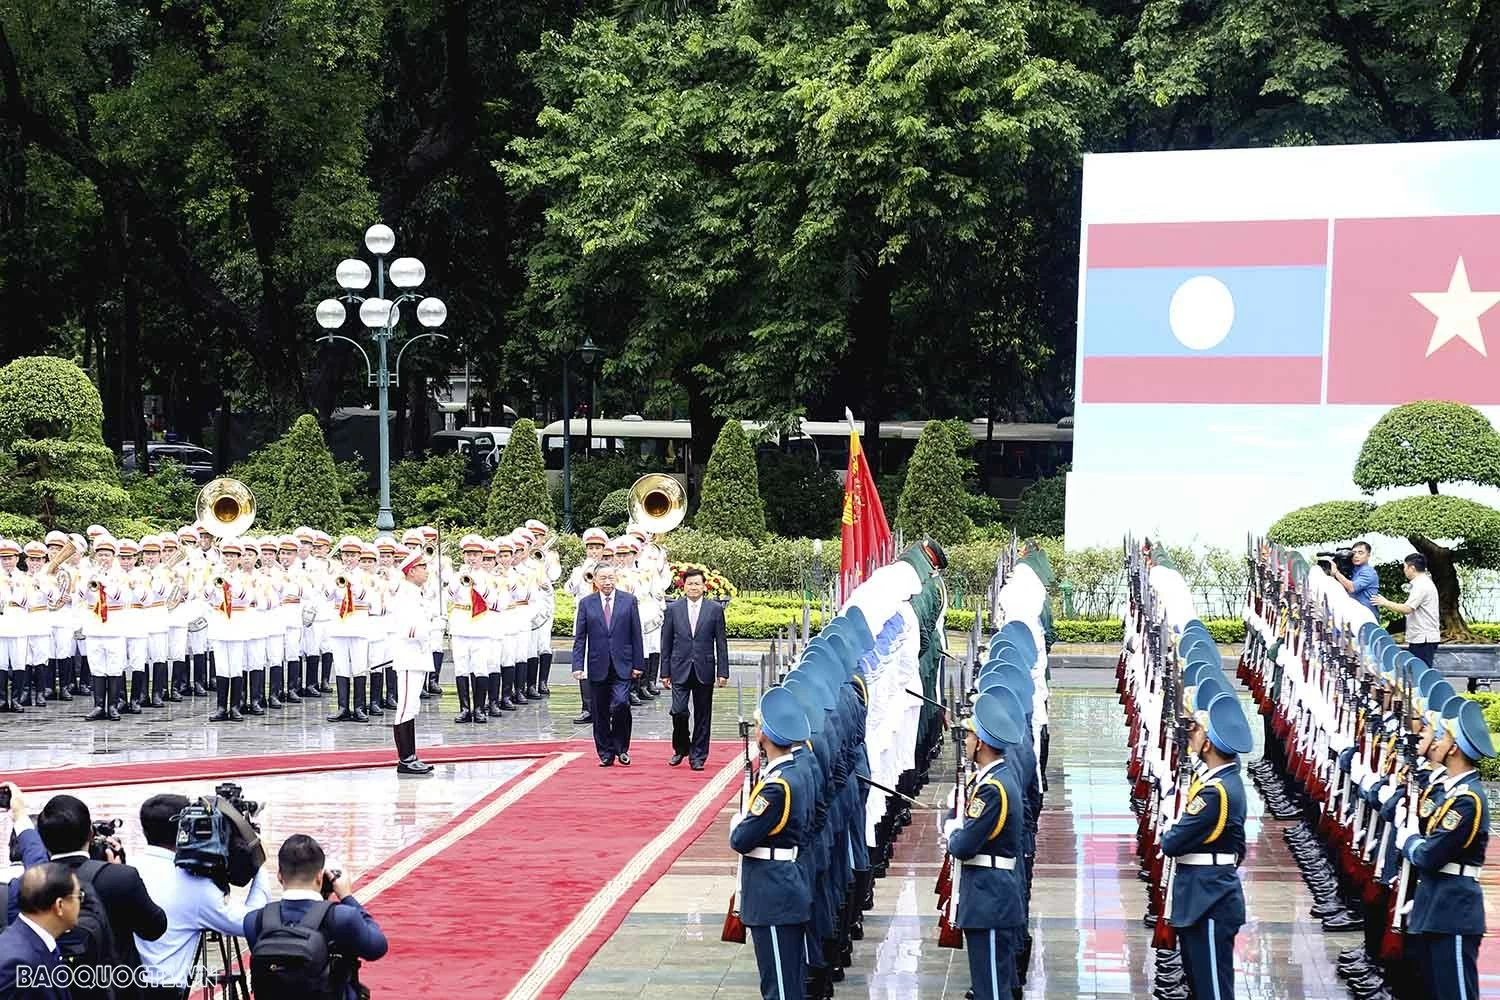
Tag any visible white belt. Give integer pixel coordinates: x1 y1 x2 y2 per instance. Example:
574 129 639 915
1439 862 1482 878
746 846 798 862
1179 852 1237 866
961 855 1017 871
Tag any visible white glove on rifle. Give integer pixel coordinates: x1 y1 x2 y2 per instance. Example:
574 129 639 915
1377 780 1400 806
941 818 962 842
1350 756 1368 783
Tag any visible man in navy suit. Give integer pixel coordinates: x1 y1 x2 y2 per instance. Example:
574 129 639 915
658 568 729 770
571 565 645 766
0 864 79 1000
243 834 387 1000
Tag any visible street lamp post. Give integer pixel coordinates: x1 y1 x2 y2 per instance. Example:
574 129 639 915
315 223 448 533
560 336 601 533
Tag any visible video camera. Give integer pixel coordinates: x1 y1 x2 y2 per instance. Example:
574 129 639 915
89 818 125 864
174 782 266 890
1316 547 1356 578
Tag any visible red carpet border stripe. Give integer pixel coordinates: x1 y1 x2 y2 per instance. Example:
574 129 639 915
505 753 743 1000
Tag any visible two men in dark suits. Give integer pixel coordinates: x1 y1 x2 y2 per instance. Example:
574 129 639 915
571 565 645 766
658 568 729 770
0 864 79 1000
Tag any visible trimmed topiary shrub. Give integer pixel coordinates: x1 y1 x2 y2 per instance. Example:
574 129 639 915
757 449 841 539
594 488 631 531
486 418 556 532
695 420 767 541
276 414 344 532
1016 466 1067 537
0 356 107 446
896 420 973 546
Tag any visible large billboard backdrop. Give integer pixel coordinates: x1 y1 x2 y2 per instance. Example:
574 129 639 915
1065 139 1500 550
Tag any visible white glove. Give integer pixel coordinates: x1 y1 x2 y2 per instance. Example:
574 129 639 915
729 811 745 832
945 787 959 812
1329 733 1354 754
1350 756 1368 783
1376 781 1400 806
1396 823 1420 852
941 818 962 841
1359 771 1381 794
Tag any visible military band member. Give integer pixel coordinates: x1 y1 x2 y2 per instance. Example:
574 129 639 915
449 535 491 723
1161 690 1251 1000
1396 696 1493 1000
116 538 149 714
137 536 172 708
488 535 522 715
304 528 336 696
356 542 384 717
21 542 54 707
79 536 128 721
274 535 305 707
0 539 29 712
526 519 561 697
158 533 190 703
730 686 813 1000
176 525 212 696
388 547 435 776
943 691 1026 1000
41 531 78 701
205 539 252 722
374 536 402 712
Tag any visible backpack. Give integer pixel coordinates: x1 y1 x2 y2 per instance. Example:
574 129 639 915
56 859 118 974
250 901 346 1000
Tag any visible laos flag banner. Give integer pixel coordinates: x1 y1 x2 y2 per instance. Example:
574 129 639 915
1079 219 1329 404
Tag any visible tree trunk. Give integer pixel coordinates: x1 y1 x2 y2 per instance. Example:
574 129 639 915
1408 535 1471 642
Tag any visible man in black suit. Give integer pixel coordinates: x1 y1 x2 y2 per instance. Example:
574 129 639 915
658 568 729 770
7 795 167 1000
0 864 78 1000
571 565 645 767
244 834 387 1000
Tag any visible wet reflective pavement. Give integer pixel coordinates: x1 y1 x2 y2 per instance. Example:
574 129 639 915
2 663 1496 998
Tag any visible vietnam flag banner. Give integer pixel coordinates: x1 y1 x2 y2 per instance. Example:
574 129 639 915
1327 215 1500 404
840 427 892 602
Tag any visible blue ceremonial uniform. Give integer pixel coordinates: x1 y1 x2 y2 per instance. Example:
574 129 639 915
1401 768 1489 1000
947 757 1026 1000
1160 694 1249 1000
731 750 811 1000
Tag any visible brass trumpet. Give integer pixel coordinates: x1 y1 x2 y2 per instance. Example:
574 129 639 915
335 574 351 589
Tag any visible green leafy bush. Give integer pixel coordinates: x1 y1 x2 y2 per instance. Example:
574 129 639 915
1048 618 1245 644
1469 623 1500 643
1015 466 1067 537
757 450 841 539
0 512 44 539
390 453 487 528
896 420 973 545
486 418 556 532
660 527 838 591
336 458 376 528
0 356 106 446
123 459 198 528
567 455 647 528
695 420 767 541
594 488 631 531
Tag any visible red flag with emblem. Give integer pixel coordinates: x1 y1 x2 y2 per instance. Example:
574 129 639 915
840 427 892 602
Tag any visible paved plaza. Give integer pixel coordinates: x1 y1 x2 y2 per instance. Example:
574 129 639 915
1 658 1495 999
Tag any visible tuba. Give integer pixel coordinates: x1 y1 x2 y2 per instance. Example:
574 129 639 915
628 474 686 537
195 478 256 539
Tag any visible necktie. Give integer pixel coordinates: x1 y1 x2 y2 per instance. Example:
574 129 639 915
689 601 699 636
604 595 613 628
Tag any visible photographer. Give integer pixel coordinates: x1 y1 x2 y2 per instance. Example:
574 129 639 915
0 784 50 891
5 795 167 1000
1328 540 1380 612
243 835 386 1000
132 795 271 1000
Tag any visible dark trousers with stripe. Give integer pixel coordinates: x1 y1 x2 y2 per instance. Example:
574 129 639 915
963 926 1021 1000
748 923 805 1000
1178 915 1236 1000
1416 932 1479 1000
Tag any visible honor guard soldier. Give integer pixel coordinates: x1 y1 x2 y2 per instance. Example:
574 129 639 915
1161 690 1251 1000
137 536 172 708
730 686 813 1000
1396 696 1493 1000
526 519 561 696
388 547 435 776
943 690 1026 1000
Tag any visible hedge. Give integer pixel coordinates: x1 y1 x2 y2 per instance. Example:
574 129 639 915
1046 618 1247 644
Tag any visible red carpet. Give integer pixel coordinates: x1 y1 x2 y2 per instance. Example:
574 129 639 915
356 741 742 1000
5 740 744 1000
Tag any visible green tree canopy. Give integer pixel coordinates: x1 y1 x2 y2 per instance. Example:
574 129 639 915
1354 402 1500 493
695 420 767 541
0 356 106 446
486 419 555 531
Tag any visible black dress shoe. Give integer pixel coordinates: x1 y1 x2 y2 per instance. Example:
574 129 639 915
397 758 435 777
690 760 705 771
574 712 592 725
618 753 632 766
1322 910 1363 931
600 756 614 767
628 690 642 707
670 753 686 767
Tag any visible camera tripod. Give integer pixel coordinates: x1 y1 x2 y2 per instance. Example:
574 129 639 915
191 930 249 1000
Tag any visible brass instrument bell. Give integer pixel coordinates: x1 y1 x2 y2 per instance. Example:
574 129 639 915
627 474 686 535
195 478 256 539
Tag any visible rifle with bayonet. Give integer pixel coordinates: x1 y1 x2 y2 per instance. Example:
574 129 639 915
721 681 752 943
938 670 966 948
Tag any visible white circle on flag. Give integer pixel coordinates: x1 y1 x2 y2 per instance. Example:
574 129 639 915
1169 275 1235 351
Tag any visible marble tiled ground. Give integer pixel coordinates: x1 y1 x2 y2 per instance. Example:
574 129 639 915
1 658 1496 999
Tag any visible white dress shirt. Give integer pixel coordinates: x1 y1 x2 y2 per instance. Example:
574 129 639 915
686 598 702 636
133 846 271 986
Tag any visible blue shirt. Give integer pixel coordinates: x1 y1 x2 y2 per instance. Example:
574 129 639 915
1351 563 1380 611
